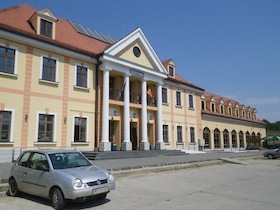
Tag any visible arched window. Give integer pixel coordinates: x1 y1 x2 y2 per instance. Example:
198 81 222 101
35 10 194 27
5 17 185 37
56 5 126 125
223 129 229 148
214 128 220 148
246 131 250 146
232 130 237 148
239 131 244 148
203 127 211 149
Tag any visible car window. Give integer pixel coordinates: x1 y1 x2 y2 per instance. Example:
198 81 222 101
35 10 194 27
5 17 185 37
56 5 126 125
18 152 31 167
49 152 91 169
30 152 49 171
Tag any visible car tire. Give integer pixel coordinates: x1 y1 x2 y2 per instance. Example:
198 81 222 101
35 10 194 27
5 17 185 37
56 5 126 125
51 187 65 210
267 154 274 159
9 178 19 197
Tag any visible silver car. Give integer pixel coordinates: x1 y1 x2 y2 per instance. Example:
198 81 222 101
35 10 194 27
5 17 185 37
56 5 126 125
8 150 115 209
263 148 280 159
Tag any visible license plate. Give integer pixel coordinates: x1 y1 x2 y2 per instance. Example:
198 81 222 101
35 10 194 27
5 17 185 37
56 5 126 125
93 187 108 195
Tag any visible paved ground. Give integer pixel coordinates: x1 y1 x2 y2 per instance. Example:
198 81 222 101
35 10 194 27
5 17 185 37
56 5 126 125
0 150 263 194
1 157 279 210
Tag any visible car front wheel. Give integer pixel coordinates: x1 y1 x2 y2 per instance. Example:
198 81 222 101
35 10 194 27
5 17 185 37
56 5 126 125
51 187 65 210
9 178 19 197
267 154 274 159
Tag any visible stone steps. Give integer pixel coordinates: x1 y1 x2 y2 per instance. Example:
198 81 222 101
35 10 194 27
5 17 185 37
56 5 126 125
82 150 187 160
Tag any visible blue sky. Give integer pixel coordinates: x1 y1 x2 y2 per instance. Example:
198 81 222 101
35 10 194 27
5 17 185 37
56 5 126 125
1 0 280 122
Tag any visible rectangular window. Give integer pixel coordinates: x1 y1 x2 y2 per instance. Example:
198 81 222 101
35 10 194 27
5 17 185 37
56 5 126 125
40 19 53 38
38 114 54 142
228 107 232 115
76 66 88 87
189 94 194 109
74 117 87 142
168 66 174 77
220 105 224 114
190 127 195 143
162 87 168 103
176 91 181 106
0 46 15 74
0 111 11 142
211 103 215 112
163 125 169 143
42 57 56 82
201 101 205 110
177 126 183 143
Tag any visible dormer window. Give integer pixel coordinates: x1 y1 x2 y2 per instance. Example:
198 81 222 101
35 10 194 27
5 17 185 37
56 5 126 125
211 103 215 112
168 66 174 77
228 107 232 116
29 7 57 40
201 100 205 111
40 19 53 38
220 105 224 114
235 109 239 117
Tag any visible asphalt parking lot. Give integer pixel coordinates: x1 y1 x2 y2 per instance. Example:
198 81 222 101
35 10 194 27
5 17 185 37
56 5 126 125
0 157 279 210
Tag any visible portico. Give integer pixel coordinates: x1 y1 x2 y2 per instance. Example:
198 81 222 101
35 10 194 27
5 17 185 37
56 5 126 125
98 28 167 151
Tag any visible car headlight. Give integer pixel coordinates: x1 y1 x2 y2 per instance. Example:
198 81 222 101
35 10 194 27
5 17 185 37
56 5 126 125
73 178 83 188
108 173 115 182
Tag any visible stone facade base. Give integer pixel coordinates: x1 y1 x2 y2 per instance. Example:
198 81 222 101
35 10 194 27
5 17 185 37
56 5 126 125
99 141 111 151
139 142 150 151
156 142 166 150
121 142 132 151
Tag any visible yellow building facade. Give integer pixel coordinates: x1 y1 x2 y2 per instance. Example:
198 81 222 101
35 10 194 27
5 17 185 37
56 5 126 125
0 4 266 162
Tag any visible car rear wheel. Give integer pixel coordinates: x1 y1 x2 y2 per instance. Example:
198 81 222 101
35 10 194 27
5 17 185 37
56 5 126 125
51 187 65 210
9 178 19 197
267 154 274 159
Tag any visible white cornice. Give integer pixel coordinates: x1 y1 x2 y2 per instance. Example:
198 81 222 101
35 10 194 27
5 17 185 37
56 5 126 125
101 54 167 79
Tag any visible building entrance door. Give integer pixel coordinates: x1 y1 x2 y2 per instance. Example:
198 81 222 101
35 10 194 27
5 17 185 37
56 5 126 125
130 122 138 150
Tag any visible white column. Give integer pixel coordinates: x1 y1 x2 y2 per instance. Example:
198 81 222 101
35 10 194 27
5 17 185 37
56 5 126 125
99 69 111 151
121 74 132 150
140 79 149 150
156 83 165 150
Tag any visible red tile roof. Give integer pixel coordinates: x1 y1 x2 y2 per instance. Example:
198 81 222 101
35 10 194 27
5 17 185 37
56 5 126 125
202 91 265 124
0 4 110 56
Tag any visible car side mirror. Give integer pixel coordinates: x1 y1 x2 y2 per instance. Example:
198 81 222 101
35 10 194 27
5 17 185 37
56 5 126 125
36 165 49 172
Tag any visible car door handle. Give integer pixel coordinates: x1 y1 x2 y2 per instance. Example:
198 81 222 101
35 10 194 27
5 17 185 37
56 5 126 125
23 173 27 176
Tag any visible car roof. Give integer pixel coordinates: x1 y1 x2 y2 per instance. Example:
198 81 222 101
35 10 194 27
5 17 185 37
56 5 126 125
22 149 80 155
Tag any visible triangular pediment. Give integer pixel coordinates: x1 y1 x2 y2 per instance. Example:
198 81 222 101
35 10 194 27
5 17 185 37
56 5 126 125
37 8 57 22
104 28 167 76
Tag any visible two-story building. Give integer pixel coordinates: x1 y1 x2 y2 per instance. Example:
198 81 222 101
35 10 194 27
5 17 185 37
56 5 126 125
0 4 266 162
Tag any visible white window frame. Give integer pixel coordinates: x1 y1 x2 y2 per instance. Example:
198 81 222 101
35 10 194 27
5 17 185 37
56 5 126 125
188 93 195 110
0 108 15 143
72 115 89 143
189 126 196 144
176 124 184 144
0 43 19 76
39 54 59 83
74 63 90 89
162 123 170 143
35 111 57 143
162 87 169 104
175 90 182 107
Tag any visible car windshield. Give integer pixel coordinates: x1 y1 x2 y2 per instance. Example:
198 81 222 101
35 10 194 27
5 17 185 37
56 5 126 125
49 152 92 169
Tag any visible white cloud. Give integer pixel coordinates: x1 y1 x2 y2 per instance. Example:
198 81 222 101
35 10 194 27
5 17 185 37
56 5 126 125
246 97 280 106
